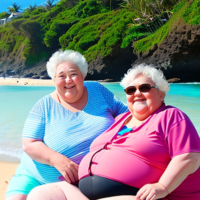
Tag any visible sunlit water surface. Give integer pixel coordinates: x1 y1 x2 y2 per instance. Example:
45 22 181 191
0 82 199 162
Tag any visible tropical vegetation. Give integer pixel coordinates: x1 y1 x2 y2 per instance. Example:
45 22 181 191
0 0 199 67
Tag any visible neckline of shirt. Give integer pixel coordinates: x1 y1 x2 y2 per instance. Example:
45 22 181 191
48 83 91 114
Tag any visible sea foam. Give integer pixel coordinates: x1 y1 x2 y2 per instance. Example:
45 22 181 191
0 147 22 162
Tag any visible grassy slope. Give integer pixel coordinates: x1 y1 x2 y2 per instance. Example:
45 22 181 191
60 9 138 62
40 0 146 62
134 0 200 53
0 23 29 62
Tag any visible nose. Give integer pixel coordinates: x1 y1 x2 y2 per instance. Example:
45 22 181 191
65 76 72 82
134 88 142 96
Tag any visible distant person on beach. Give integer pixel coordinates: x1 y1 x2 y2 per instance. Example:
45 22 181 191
27 64 200 200
5 50 128 200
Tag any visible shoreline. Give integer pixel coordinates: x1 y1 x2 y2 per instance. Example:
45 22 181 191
0 78 115 86
0 161 19 199
0 77 54 86
1 78 200 86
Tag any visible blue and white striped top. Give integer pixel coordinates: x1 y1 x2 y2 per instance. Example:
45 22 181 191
21 81 128 184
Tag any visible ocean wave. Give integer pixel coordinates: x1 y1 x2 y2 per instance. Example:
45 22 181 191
169 82 200 84
0 147 22 162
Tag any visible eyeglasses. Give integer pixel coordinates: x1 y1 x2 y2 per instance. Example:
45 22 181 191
124 84 158 95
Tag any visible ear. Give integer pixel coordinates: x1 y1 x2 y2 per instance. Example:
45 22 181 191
159 90 165 102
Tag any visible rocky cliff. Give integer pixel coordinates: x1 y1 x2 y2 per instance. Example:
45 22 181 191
133 19 200 82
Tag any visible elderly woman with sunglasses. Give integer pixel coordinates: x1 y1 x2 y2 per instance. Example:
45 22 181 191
5 50 128 200
77 64 200 200
27 64 200 200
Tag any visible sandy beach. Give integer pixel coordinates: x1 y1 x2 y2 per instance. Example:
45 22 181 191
0 77 54 86
0 77 54 199
0 162 19 199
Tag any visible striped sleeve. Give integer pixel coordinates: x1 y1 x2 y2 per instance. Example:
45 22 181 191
98 82 128 117
22 99 45 140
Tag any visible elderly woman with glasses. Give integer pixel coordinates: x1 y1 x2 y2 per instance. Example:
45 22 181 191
78 64 200 200
27 64 200 200
5 50 128 200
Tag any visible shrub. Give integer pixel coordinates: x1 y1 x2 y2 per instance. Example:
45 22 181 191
0 12 9 19
22 38 32 58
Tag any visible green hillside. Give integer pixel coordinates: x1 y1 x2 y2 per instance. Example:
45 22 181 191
0 0 199 68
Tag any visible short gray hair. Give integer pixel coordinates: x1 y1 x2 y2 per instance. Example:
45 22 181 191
120 64 170 96
46 49 88 79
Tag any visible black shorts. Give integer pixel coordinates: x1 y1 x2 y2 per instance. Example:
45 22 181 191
79 175 140 200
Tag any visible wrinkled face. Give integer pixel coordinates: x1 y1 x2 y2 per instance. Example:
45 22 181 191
126 74 165 120
54 62 85 103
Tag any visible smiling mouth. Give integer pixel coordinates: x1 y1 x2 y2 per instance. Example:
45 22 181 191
134 99 146 103
65 85 75 89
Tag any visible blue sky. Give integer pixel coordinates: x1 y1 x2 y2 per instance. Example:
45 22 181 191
0 0 49 13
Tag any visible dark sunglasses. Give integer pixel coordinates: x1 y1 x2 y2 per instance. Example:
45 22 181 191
124 84 158 95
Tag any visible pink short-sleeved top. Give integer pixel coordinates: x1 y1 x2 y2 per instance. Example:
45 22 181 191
79 104 200 200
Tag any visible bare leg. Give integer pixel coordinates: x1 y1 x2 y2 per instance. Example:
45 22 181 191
5 194 27 200
27 181 89 200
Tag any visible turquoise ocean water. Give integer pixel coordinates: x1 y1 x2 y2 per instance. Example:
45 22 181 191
0 82 199 162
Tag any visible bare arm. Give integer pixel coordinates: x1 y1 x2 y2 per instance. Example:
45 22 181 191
22 138 79 183
136 152 200 200
22 138 56 165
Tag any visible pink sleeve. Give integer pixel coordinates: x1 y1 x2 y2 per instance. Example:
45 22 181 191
167 119 200 158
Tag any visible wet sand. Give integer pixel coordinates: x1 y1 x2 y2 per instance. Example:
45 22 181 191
0 78 54 86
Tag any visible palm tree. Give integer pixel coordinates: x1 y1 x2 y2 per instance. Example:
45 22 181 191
7 3 21 13
43 0 56 11
25 4 37 13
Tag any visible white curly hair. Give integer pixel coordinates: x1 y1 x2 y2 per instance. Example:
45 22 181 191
120 64 170 96
46 49 88 79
